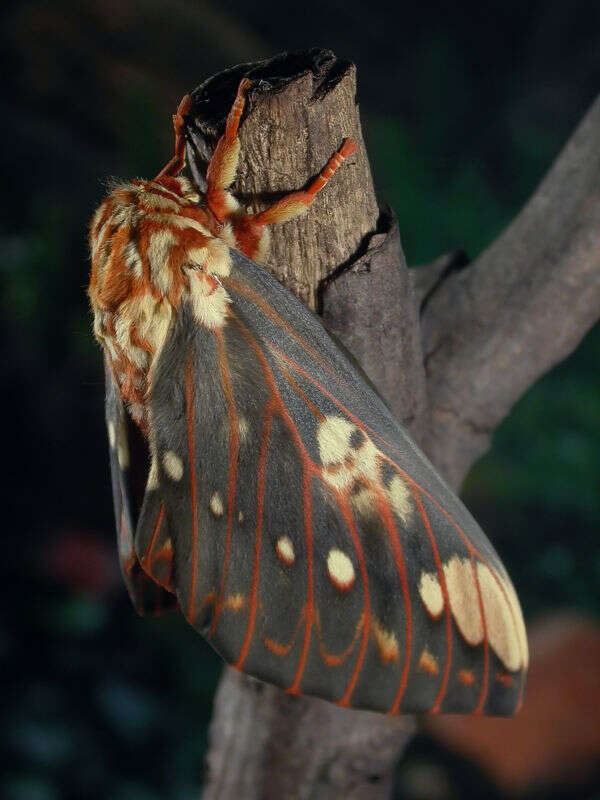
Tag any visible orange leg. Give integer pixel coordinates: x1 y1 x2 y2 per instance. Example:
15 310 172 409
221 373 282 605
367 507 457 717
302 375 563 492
231 138 358 260
251 138 358 227
205 77 252 221
154 94 193 181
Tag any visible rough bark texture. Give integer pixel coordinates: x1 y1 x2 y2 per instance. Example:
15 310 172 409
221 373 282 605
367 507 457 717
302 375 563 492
184 50 600 800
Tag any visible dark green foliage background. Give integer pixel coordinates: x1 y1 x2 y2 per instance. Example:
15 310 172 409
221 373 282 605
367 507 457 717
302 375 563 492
1 1 598 798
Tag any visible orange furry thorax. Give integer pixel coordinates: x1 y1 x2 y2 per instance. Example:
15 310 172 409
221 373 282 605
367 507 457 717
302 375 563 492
88 175 234 428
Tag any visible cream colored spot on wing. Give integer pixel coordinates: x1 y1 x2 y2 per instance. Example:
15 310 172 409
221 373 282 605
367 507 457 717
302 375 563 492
186 270 231 329
276 536 295 566
353 438 380 484
504 572 529 669
317 416 356 490
350 485 377 518
163 450 184 481
388 474 412 523
418 648 439 675
238 510 244 523
107 420 116 449
477 563 522 672
117 420 129 469
419 571 444 619
148 229 176 294
238 416 250 440
317 416 381 492
210 492 224 517
326 548 355 591
505 576 528 670
444 556 484 646
318 416 355 465
371 617 399 663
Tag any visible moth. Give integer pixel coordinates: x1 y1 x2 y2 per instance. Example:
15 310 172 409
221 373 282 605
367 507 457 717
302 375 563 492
88 77 528 715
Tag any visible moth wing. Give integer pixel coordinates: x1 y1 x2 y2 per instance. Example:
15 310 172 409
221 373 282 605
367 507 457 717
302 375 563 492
134 250 527 715
104 357 177 615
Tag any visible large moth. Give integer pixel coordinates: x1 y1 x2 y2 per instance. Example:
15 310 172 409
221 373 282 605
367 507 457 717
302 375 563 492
88 78 528 715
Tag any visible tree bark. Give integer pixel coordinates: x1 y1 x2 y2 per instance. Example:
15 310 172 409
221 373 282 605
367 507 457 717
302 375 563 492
184 50 600 799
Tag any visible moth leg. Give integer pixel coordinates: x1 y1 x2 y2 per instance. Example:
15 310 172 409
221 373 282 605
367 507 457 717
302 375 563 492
154 94 193 180
256 138 358 226
232 138 358 261
205 77 252 221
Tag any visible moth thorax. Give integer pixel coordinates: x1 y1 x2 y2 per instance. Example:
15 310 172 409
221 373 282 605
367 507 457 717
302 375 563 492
88 176 234 424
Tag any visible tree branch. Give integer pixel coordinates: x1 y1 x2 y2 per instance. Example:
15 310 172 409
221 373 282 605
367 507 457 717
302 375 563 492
420 93 600 486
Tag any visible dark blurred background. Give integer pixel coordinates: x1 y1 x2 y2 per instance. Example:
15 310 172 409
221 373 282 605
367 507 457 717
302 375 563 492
2 2 599 799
